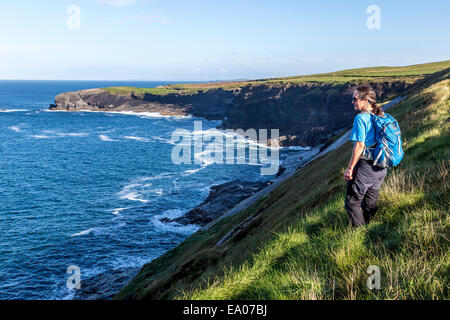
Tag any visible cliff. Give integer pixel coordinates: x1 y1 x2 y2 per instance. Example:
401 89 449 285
50 80 413 147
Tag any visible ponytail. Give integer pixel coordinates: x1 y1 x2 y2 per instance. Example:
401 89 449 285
354 85 384 116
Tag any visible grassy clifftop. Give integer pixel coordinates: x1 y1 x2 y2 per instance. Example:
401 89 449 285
105 60 450 97
115 67 449 300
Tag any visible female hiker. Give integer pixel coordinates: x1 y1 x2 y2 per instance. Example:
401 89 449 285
343 85 387 227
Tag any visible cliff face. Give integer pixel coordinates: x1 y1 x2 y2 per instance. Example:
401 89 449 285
50 80 411 146
51 88 191 117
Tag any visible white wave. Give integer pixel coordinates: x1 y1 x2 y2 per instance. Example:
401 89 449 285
189 128 282 151
119 192 149 203
70 228 96 237
151 209 199 235
118 182 139 191
123 136 150 142
193 148 218 166
160 208 184 219
0 109 27 112
138 172 175 181
55 132 89 137
29 134 53 139
117 183 149 203
115 111 182 119
108 254 161 272
141 183 153 188
150 188 164 196
8 122 28 132
190 128 224 136
58 109 192 119
151 136 175 145
117 174 175 203
99 134 118 142
182 167 204 176
108 207 130 215
29 132 88 138
9 126 23 132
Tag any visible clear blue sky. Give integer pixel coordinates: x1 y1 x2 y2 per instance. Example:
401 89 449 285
1 0 449 80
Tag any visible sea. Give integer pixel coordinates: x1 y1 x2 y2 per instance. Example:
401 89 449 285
0 80 311 299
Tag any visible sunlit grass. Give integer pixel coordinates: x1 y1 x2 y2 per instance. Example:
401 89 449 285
103 86 200 96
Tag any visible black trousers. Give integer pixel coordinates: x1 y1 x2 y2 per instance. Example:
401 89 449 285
345 159 387 227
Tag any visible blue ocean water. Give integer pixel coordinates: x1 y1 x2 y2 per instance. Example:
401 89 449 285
0 80 303 299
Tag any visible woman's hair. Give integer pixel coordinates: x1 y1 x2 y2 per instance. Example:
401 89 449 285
354 85 384 116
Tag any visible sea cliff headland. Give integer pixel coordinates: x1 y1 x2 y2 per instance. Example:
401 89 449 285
50 64 428 147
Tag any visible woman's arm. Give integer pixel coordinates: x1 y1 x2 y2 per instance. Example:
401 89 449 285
344 141 365 181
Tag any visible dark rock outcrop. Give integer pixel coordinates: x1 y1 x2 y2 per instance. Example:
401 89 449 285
50 88 235 121
73 267 139 300
160 180 271 226
51 88 191 117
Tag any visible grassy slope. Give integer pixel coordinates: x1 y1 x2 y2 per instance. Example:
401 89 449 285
115 67 449 300
105 61 450 97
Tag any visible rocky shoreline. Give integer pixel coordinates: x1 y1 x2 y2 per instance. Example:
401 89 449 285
73 179 274 299
160 180 273 226
73 146 318 300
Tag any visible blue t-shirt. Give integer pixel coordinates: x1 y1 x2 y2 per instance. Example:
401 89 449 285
350 112 376 147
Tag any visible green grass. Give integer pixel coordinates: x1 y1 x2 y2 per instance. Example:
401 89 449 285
105 60 450 96
103 86 200 97
115 67 449 300
281 60 450 79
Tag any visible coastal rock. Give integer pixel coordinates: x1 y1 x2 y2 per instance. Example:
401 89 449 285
51 88 191 116
73 267 140 300
50 80 411 147
160 180 271 226
51 88 233 120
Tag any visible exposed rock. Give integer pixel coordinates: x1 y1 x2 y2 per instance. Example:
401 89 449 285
50 80 412 147
51 88 191 117
275 165 286 177
160 180 271 226
73 267 139 300
51 88 235 120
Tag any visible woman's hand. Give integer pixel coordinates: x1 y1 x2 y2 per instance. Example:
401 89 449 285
344 167 354 181
345 141 364 181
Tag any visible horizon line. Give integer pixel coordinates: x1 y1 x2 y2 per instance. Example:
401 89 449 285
1 59 448 84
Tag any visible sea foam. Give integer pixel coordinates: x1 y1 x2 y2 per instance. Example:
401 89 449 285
99 134 118 142
123 136 150 142
70 228 96 237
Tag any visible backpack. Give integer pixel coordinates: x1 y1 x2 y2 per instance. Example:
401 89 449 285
361 113 404 168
